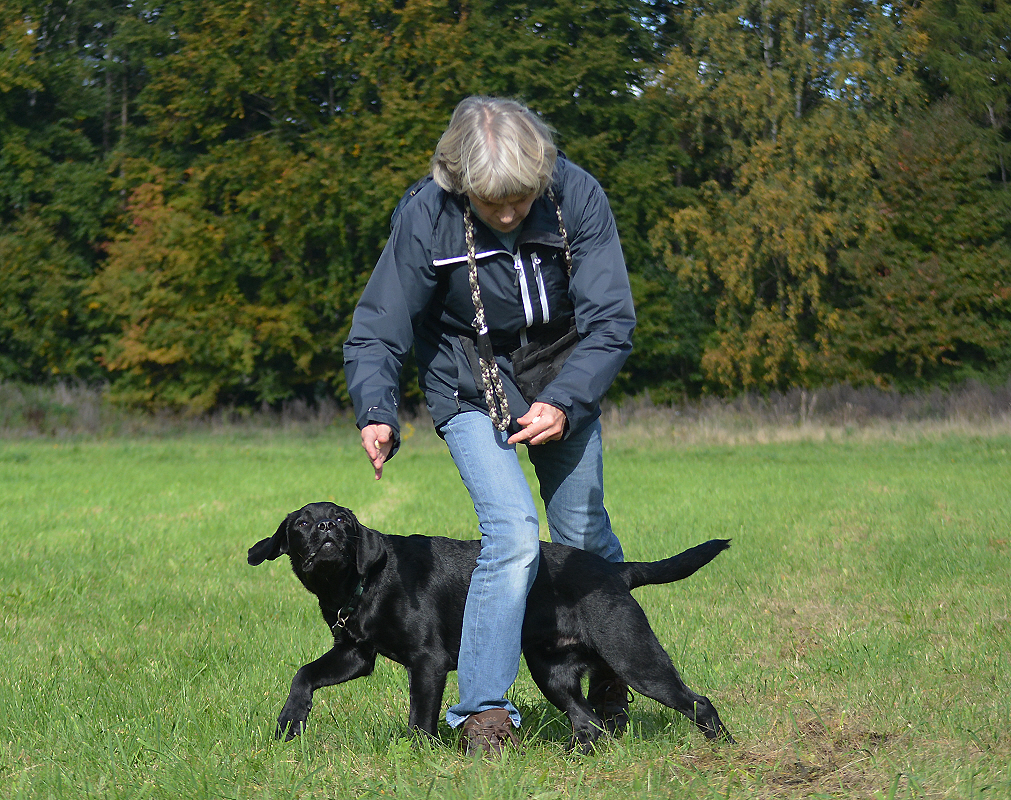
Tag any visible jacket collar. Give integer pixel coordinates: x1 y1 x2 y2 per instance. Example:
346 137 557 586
433 192 565 263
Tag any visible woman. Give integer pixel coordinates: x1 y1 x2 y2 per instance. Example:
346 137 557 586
343 96 636 755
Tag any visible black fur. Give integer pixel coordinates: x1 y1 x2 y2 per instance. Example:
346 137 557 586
249 501 734 751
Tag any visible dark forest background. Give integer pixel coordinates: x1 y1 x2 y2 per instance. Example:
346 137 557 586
1 0 1009 415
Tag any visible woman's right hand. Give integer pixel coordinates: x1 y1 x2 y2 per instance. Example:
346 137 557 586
361 423 395 480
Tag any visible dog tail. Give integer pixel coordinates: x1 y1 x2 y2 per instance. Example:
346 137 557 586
618 539 731 590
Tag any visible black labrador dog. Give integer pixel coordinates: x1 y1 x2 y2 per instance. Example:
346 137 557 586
248 501 733 751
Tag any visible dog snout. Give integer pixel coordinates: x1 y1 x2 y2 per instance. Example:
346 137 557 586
313 516 350 540
316 519 337 534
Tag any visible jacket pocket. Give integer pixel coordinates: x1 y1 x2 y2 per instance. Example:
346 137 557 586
510 317 579 404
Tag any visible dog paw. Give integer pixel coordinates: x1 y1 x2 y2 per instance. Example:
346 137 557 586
699 714 735 744
276 698 312 740
275 718 307 740
566 725 602 755
567 738 596 756
708 726 736 744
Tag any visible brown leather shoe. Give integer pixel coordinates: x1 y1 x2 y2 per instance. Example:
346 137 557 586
587 677 633 735
459 708 522 757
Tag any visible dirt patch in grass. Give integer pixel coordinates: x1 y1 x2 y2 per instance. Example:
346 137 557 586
675 713 902 798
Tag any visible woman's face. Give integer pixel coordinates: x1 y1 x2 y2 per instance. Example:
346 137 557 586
467 191 537 233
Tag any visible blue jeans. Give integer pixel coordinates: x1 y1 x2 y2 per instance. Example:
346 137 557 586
441 411 623 728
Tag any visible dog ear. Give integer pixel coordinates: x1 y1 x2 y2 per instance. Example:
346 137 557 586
248 514 292 566
354 519 387 576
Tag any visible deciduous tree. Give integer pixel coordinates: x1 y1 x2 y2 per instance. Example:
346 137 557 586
654 0 923 391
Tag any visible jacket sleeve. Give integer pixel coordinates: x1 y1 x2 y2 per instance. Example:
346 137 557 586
535 174 636 435
343 211 438 458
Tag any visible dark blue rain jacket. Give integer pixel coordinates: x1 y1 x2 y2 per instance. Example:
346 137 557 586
343 156 636 457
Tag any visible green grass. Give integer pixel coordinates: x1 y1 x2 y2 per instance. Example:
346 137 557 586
1 424 1009 798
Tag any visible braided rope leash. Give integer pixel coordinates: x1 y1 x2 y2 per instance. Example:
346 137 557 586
464 205 512 431
546 187 572 276
463 188 572 433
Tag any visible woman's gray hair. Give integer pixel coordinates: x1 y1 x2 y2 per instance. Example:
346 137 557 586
431 96 557 200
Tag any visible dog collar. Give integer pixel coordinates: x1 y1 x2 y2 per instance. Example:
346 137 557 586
330 577 366 634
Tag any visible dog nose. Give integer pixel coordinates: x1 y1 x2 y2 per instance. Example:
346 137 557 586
316 519 336 533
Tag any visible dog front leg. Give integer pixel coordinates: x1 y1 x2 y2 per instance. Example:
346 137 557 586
276 644 376 740
406 662 448 738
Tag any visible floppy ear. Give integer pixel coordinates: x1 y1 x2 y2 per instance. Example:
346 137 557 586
248 514 292 566
354 518 387 576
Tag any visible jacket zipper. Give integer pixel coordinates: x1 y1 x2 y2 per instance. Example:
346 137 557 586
513 251 535 328
531 252 551 324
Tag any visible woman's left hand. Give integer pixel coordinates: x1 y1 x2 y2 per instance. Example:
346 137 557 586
507 402 567 445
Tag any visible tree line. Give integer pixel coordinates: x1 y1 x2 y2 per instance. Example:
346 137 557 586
1 0 1008 413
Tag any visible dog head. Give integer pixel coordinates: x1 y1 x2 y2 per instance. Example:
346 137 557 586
248 502 386 587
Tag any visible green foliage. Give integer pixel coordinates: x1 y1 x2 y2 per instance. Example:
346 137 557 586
1 0 1009 408
0 214 101 381
0 119 115 381
654 0 923 391
835 100 1011 384
610 270 711 400
0 1 142 383
91 176 320 411
88 0 475 411
464 0 655 174
912 0 1011 184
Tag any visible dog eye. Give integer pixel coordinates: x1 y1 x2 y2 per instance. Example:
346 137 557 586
296 520 310 528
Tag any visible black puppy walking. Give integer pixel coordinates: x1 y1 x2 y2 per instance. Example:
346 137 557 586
249 502 734 752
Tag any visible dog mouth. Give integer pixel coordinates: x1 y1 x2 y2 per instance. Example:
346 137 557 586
302 539 338 570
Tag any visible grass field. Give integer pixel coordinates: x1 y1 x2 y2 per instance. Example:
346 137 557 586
1 421 1009 799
